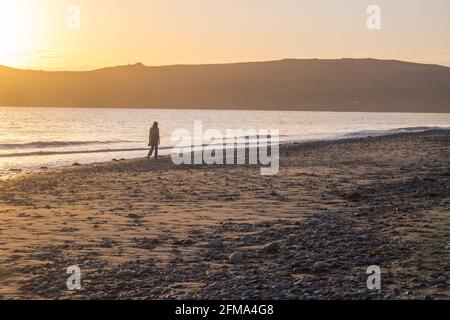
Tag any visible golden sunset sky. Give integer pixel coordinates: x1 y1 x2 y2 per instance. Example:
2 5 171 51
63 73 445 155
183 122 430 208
0 0 449 70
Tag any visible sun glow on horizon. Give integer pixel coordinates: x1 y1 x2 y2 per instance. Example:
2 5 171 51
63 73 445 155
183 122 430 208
0 0 449 70
0 0 37 67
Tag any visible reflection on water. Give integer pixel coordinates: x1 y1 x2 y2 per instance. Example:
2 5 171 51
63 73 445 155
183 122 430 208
0 107 449 178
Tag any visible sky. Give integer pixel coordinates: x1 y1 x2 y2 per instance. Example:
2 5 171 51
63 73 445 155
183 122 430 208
0 0 449 70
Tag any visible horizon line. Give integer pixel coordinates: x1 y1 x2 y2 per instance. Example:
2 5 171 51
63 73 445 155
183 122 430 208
1 57 449 73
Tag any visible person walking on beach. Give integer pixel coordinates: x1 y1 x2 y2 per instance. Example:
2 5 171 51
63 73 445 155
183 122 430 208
148 121 160 159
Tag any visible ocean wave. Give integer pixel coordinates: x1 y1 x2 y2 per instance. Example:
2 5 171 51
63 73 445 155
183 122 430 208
0 140 136 150
0 135 277 152
0 141 268 158
339 126 449 140
0 147 149 158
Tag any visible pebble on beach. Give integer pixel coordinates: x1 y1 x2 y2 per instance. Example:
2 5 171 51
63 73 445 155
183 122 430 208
229 251 243 264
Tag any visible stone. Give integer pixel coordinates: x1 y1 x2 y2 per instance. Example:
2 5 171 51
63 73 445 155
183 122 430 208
182 293 193 300
312 261 330 273
128 213 140 219
240 235 256 243
263 242 280 253
182 239 195 245
229 251 243 264
435 276 447 284
209 238 223 248
293 280 303 287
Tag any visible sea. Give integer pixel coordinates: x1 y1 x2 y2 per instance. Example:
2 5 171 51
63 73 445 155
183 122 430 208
0 107 449 179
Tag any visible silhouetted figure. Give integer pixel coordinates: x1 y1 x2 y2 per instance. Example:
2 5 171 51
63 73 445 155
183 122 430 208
148 122 160 159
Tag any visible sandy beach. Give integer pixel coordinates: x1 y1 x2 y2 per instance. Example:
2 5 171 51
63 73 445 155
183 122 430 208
0 130 448 300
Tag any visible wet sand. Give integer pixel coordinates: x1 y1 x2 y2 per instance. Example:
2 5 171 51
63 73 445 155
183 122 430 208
0 130 449 300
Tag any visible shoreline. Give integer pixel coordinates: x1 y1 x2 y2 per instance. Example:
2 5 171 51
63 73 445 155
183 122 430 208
2 127 449 181
0 130 449 299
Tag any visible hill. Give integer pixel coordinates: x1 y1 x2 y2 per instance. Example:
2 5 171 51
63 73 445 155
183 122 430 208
1 58 449 112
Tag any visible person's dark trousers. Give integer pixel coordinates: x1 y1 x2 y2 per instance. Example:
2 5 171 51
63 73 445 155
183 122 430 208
148 145 158 159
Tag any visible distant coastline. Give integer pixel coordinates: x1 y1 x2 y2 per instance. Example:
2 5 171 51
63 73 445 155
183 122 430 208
1 58 450 113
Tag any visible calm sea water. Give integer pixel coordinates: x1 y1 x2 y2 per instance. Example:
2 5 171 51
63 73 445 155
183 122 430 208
0 107 449 178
